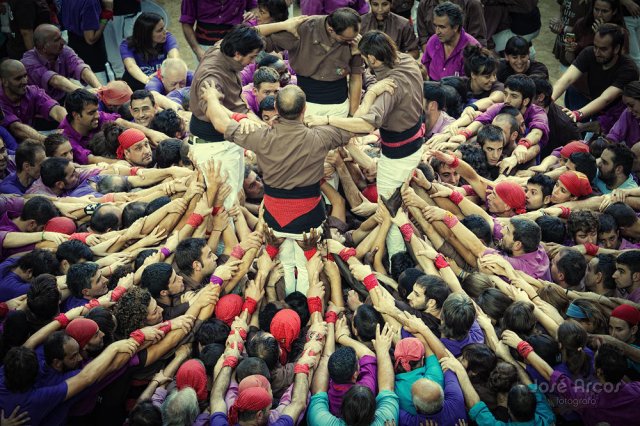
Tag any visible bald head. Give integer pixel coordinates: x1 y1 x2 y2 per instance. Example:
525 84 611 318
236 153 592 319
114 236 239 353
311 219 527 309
34 24 60 49
274 86 305 120
0 60 25 80
411 378 444 415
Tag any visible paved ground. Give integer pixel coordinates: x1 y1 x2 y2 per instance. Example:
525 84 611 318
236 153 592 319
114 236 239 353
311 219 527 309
157 0 563 82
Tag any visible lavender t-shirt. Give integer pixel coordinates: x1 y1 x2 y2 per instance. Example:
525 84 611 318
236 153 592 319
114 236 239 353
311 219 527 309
120 32 179 76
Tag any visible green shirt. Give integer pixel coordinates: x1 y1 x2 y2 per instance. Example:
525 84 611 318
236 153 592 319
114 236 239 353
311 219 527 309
394 354 444 415
307 390 399 426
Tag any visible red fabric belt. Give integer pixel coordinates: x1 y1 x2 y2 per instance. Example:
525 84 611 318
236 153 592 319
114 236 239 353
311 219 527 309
380 123 425 148
263 194 322 228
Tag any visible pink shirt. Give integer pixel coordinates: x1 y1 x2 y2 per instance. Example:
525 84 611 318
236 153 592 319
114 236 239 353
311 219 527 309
421 29 479 81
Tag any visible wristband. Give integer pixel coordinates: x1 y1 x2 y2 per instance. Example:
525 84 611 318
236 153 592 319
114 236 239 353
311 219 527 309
449 191 464 205
572 110 584 121
242 297 258 315
222 355 239 368
186 213 204 228
324 311 337 324
100 9 114 20
266 244 279 259
434 253 449 270
158 321 172 334
231 113 248 122
160 247 172 258
339 247 356 262
294 363 310 375
517 340 534 359
325 253 335 262
517 138 532 149
307 296 323 314
443 212 459 229
303 247 318 261
84 299 100 310
0 302 7 318
457 129 473 140
210 275 223 285
130 329 145 345
212 206 221 216
55 313 70 328
449 156 460 169
559 206 571 219
101 193 115 203
363 274 379 291
584 242 599 257
69 232 89 244
468 103 478 111
399 223 413 242
461 184 476 197
231 244 246 259
129 167 140 176
111 286 127 302
230 328 248 340
100 18 108 25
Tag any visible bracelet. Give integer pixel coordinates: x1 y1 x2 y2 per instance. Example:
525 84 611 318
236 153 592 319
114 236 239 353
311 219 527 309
531 295 539 301
265 244 279 260
55 313 70 328
517 138 532 149
303 247 318 261
160 247 172 258
0 302 7 318
363 274 379 291
449 191 464 205
129 167 140 176
130 329 145 345
399 223 413 242
84 299 100 310
469 103 478 111
100 18 108 25
242 297 258 315
41 231 45 241
584 242 599 257
457 129 473 140
339 247 357 262
307 296 323 314
222 355 239 368
229 328 247 340
443 212 459 229
572 110 584 121
449 156 460 169
324 311 337 324
517 340 534 359
111 286 127 302
231 244 246 259
559 206 571 219
210 275 224 285
212 206 221 216
158 321 172 334
186 213 204 228
434 253 449 270
294 363 310 375
458 270 468 281
231 113 248 122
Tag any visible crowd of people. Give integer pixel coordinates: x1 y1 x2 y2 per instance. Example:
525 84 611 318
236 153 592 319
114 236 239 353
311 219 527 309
1 0 640 425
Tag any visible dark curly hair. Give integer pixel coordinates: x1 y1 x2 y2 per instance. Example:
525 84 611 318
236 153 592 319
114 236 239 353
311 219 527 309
114 287 152 339
456 142 490 180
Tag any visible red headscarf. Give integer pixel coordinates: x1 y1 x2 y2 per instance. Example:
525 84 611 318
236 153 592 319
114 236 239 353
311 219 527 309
558 171 592 197
238 374 272 393
270 309 301 365
214 294 244 325
228 387 272 425
97 81 132 106
176 359 209 401
560 141 589 159
65 318 99 350
494 181 527 214
394 338 425 372
44 217 77 235
611 304 640 325
116 128 146 159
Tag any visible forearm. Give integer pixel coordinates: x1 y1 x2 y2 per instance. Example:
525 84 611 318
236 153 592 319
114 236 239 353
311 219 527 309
373 222 391 274
348 73 363 116
81 67 102 88
458 372 481 409
450 222 488 258
328 116 375 134
84 24 107 45
123 60 150 84
377 351 394 391
181 24 204 58
579 93 619 118
49 74 83 93
210 366 232 413
9 122 45 142
335 163 364 209
552 77 572 101
3 232 45 247
204 96 233 135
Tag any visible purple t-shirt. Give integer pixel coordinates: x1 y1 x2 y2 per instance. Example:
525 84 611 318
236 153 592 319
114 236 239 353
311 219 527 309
607 108 640 148
0 207 35 262
242 84 260 115
300 0 369 15
0 172 29 195
441 320 485 357
22 46 90 102
476 102 550 148
62 295 88 312
145 71 194 96
59 111 120 165
0 257 28 301
328 354 377 416
61 0 101 36
421 29 480 81
26 167 101 198
120 32 179 76
0 85 58 128
505 245 552 281
180 0 257 26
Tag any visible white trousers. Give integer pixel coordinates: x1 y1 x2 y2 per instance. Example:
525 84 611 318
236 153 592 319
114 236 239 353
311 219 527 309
272 226 324 297
304 99 350 118
190 140 244 210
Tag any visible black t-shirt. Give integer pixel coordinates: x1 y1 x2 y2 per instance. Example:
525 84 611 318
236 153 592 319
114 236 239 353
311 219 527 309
496 59 549 83
573 47 639 98
114 0 141 16
543 103 581 158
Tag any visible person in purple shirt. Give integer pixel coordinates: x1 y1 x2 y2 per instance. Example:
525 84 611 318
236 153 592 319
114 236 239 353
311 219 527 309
421 3 480 81
21 24 102 103
0 249 59 302
26 157 101 199
0 141 46 195
145 58 194 96
0 60 67 143
608 81 640 148
62 262 109 312
439 294 485 357
120 13 180 91
180 0 258 61
242 67 281 115
301 0 369 16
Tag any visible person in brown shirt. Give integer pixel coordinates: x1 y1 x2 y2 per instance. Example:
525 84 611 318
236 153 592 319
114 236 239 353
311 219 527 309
263 8 365 117
200 82 352 294
392 0 416 19
417 0 488 48
361 0 420 58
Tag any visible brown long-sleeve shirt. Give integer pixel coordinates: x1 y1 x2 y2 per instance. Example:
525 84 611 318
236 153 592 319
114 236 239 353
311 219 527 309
417 0 487 47
361 12 419 54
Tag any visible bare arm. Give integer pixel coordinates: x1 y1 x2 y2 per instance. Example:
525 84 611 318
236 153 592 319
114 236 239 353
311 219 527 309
8 122 45 142
348 73 363 116
83 22 108 45
181 23 206 61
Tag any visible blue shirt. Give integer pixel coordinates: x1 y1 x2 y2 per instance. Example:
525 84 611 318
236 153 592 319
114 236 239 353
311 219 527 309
0 172 29 195
0 257 28 302
469 384 555 426
209 411 294 426
61 0 101 36
62 295 88 312
594 172 638 194
307 390 399 426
